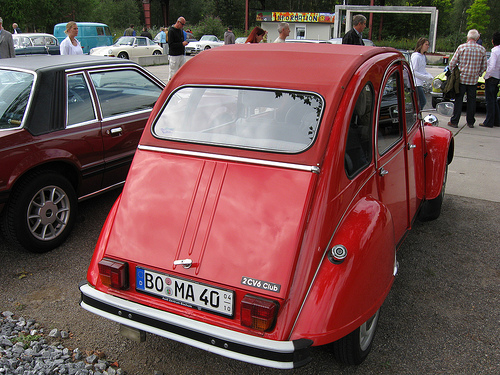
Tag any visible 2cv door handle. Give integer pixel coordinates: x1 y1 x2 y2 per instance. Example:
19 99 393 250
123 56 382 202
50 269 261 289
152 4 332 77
379 167 389 177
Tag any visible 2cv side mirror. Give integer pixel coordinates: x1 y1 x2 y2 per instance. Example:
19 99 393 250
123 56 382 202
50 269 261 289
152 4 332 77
419 102 454 126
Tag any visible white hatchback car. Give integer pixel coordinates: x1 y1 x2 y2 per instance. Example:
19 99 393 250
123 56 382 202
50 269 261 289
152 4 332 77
90 36 163 59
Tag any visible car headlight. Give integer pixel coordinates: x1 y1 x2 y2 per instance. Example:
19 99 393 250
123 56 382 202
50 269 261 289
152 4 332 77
432 78 444 91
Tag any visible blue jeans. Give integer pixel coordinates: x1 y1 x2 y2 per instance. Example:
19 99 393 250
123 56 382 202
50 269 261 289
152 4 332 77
416 86 426 110
484 77 500 127
450 84 477 126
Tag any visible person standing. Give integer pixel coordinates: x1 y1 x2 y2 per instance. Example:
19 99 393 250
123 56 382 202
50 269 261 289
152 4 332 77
59 21 83 55
342 15 366 46
273 22 290 43
12 23 21 34
124 25 136 36
411 38 433 109
0 17 16 58
140 27 152 40
447 29 487 128
245 27 266 44
480 31 500 128
224 26 235 45
158 27 167 48
168 17 188 80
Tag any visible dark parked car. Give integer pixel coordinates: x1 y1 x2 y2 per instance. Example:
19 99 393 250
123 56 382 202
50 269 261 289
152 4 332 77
13 33 60 55
0 55 164 253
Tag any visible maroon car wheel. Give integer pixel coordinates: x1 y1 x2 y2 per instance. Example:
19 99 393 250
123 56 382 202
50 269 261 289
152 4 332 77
2 171 77 253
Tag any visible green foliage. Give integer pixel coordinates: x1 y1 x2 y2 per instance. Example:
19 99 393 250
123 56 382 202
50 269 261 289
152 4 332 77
191 16 226 40
94 0 141 30
12 334 43 349
466 0 490 34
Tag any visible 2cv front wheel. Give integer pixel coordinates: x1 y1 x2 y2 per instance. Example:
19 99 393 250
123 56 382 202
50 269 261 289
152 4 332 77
332 309 380 365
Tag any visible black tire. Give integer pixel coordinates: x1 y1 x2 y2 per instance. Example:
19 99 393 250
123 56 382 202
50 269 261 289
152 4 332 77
419 164 448 221
204 45 211 50
117 52 128 59
431 97 438 108
332 309 380 365
1 171 77 253
153 50 162 55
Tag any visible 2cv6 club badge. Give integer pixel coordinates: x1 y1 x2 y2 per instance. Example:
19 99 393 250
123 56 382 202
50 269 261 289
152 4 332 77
80 43 454 369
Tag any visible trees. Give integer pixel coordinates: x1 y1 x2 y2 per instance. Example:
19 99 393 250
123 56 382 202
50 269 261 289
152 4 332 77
466 0 490 34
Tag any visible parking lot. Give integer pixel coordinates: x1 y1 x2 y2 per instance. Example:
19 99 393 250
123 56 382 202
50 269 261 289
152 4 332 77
0 62 499 374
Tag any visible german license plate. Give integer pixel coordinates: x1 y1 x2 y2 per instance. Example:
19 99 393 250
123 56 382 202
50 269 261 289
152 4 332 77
136 267 234 317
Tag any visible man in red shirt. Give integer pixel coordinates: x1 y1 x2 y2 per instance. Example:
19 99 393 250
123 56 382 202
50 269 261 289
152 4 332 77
447 29 487 128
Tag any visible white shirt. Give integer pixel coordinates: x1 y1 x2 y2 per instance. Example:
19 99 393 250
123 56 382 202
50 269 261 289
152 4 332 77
411 52 433 86
60 37 83 55
484 45 500 80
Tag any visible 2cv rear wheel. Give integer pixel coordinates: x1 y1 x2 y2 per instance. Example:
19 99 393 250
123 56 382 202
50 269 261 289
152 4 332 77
332 309 380 365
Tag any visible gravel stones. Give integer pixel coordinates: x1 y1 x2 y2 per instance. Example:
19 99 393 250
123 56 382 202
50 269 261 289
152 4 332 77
0 312 125 374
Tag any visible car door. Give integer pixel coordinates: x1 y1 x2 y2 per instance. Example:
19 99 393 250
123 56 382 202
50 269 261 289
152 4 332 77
65 72 104 196
376 65 409 244
133 37 147 57
403 65 425 222
88 68 164 188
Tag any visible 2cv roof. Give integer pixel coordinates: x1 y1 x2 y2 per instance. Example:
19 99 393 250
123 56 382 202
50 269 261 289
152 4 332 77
169 43 402 95
144 44 404 166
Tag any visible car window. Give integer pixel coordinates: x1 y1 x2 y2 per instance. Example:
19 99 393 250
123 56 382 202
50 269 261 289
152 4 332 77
32 37 46 46
137 38 146 46
153 87 323 153
345 83 373 178
0 70 34 129
377 71 403 155
403 67 417 131
67 74 96 126
90 69 163 118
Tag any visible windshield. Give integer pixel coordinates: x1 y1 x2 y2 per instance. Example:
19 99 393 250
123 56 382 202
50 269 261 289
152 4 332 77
153 87 323 153
0 70 34 129
200 36 216 42
115 37 135 46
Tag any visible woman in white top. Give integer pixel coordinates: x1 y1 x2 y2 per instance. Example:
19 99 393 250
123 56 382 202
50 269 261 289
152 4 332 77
60 21 83 55
411 37 433 109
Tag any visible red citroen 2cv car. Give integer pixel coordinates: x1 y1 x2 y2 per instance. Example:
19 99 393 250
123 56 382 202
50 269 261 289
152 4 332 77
80 44 454 369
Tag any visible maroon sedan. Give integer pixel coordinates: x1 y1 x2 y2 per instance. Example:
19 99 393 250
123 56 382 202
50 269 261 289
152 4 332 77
0 55 164 252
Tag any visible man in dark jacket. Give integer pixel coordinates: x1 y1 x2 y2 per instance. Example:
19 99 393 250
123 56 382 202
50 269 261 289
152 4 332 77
342 15 366 46
168 17 188 80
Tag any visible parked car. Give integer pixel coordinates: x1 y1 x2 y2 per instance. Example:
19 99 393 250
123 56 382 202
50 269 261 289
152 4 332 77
329 37 374 46
430 66 500 108
89 36 163 59
0 55 164 253
13 33 60 55
235 37 246 44
54 22 113 54
80 44 453 369
185 35 223 54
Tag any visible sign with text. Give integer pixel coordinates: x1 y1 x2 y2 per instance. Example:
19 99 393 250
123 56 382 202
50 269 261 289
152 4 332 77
257 12 335 23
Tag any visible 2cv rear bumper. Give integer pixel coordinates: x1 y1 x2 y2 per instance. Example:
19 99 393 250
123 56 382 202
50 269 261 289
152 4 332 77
79 283 312 369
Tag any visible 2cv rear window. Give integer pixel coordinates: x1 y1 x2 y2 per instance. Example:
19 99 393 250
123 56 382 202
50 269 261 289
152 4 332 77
153 86 323 153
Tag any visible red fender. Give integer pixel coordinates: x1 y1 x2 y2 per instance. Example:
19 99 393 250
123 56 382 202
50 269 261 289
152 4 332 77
423 126 454 199
290 196 396 345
